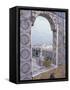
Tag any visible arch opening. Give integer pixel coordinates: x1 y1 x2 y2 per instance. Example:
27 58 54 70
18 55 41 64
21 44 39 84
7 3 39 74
31 15 57 77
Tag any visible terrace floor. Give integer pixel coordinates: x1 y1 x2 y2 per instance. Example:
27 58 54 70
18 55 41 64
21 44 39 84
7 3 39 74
32 64 65 80
32 58 57 77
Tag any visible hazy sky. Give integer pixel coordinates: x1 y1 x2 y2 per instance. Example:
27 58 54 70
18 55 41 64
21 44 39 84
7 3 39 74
31 16 53 45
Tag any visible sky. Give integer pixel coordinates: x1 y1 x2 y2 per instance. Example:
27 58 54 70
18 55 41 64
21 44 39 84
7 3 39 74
31 16 53 46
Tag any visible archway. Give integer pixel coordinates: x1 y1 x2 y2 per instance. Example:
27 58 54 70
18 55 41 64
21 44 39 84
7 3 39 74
31 14 58 77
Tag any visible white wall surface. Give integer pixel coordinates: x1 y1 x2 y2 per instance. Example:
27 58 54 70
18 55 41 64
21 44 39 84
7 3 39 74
0 0 69 90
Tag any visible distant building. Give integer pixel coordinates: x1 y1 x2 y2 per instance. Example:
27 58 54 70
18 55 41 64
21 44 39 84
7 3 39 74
32 45 53 65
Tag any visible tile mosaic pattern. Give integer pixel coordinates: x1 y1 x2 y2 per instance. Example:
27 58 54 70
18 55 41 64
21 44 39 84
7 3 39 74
20 10 32 80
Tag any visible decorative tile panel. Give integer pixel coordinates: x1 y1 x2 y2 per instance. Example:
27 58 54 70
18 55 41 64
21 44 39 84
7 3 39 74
20 10 32 80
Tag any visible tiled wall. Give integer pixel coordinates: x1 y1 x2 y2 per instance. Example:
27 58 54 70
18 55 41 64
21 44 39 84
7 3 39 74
20 10 32 80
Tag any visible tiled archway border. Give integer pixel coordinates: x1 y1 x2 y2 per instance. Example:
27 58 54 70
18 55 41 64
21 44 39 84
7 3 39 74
31 11 58 66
